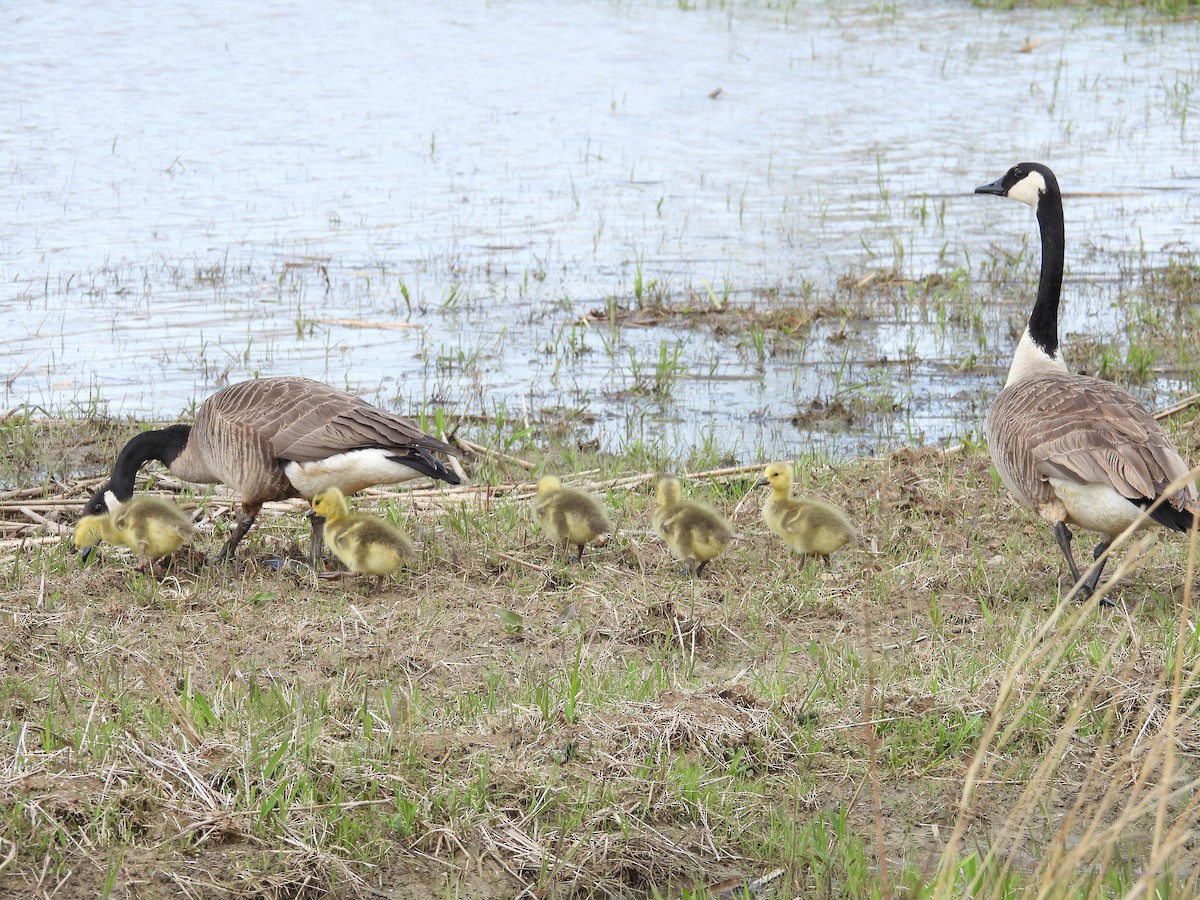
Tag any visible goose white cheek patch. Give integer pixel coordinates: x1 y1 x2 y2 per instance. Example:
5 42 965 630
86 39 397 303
1007 170 1046 208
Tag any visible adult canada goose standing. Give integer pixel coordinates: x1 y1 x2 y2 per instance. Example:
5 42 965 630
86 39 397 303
976 162 1198 599
82 377 460 562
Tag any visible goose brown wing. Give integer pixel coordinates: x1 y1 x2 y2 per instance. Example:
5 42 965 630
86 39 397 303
206 377 457 462
991 374 1197 514
274 401 457 462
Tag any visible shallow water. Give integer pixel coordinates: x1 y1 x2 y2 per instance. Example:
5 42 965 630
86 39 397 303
2 1 1199 461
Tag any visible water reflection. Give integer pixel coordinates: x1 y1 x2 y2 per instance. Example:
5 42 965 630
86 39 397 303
2 1 1197 459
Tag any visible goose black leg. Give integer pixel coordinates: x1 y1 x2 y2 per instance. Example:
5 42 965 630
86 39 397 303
1082 542 1117 607
308 514 326 567
1082 542 1110 595
1054 523 1115 606
1053 522 1082 585
213 511 258 562
1053 522 1093 602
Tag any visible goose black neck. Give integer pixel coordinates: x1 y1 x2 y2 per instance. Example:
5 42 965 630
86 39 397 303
107 424 192 499
1029 182 1065 359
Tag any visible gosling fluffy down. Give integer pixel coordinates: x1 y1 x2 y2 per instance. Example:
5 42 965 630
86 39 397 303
74 495 194 569
532 476 612 563
756 462 856 561
310 487 414 593
653 475 733 577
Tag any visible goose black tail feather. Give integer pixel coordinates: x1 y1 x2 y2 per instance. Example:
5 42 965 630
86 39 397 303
1145 499 1198 533
388 449 461 485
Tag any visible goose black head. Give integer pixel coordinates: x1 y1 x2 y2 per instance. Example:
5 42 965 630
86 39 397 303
975 162 1059 209
81 484 121 518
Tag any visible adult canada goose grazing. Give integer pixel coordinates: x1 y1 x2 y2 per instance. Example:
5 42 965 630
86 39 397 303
81 377 460 562
976 162 1198 599
531 476 612 563
756 462 856 562
310 487 414 594
653 475 734 577
74 495 195 571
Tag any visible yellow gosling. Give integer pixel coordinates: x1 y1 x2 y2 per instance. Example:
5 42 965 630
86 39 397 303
310 487 414 594
74 495 194 570
756 462 856 563
653 475 733 577
532 476 612 563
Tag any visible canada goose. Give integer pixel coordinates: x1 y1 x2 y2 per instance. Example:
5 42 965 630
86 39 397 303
531 476 612 563
756 462 856 562
309 487 414 593
653 475 734 577
81 377 460 562
74 495 194 570
976 163 1198 599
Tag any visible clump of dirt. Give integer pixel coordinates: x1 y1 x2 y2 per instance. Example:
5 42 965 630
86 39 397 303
1143 259 1200 309
792 396 854 426
836 269 909 293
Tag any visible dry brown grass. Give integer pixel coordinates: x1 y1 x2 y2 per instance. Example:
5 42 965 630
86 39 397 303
2 410 1200 897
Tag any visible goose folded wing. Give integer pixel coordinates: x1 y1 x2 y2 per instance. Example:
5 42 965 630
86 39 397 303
269 396 457 462
1032 410 1195 510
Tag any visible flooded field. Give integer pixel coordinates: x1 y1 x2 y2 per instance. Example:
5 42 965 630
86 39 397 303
2 0 1199 460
